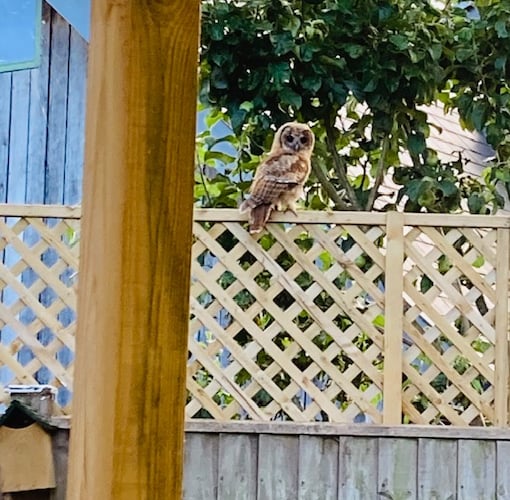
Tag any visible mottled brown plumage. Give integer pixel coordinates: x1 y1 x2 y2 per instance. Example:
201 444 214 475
239 122 315 234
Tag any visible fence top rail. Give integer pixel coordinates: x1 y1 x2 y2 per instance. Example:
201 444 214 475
194 208 510 228
186 420 510 441
0 204 82 219
0 205 506 228
51 417 510 440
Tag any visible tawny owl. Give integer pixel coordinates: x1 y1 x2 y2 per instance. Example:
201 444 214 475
239 122 315 234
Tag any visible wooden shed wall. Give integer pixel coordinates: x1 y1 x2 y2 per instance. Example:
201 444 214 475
0 3 86 206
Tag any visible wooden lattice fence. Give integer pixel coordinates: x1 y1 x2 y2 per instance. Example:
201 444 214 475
0 205 80 414
0 206 508 426
190 209 510 427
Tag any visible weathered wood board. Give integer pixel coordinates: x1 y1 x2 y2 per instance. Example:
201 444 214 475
180 423 510 500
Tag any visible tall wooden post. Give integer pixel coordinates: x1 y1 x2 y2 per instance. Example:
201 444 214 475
67 1 200 498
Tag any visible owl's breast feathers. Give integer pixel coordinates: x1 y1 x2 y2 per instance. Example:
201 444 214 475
239 152 311 233
249 153 310 204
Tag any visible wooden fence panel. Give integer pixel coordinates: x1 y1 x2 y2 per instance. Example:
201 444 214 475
457 439 497 499
417 438 457 499
217 434 258 500
257 435 299 500
338 436 378 499
298 435 338 500
189 210 510 426
0 207 508 425
377 438 418 499
0 206 80 413
182 422 510 500
183 433 219 500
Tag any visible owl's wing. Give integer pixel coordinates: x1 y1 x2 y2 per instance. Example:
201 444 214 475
249 155 308 205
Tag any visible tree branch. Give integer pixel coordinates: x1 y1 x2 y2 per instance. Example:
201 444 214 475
311 159 350 210
324 120 362 210
365 136 390 211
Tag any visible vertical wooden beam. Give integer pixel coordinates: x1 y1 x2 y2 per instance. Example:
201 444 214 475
67 1 200 499
495 228 509 426
383 211 404 424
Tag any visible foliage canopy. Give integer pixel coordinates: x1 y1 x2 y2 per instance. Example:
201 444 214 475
197 0 510 214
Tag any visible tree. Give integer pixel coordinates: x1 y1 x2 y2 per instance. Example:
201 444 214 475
197 0 510 214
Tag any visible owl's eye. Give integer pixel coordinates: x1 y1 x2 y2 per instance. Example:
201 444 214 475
300 136 308 144
286 134 294 142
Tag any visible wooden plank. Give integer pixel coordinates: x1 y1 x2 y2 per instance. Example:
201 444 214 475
298 435 338 500
377 438 418 499
257 434 299 500
193 209 510 228
494 228 509 426
417 438 457 499
65 1 200 498
0 204 81 218
64 28 88 205
338 436 378 499
51 429 70 500
0 424 56 491
185 420 510 440
197 208 387 224
0 72 11 384
26 2 51 204
45 9 70 204
217 433 258 500
403 212 510 228
2 70 30 355
7 71 30 203
457 440 496 499
496 441 510 498
183 433 219 500
0 73 11 203
383 211 404 424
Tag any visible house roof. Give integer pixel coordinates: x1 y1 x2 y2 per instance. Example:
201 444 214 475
0 400 57 431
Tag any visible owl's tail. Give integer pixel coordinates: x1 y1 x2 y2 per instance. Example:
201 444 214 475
239 199 273 234
248 204 273 234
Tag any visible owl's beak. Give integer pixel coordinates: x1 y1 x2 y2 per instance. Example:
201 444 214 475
293 143 300 152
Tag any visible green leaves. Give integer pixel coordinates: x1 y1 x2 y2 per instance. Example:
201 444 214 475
199 0 510 215
389 34 409 50
408 132 427 155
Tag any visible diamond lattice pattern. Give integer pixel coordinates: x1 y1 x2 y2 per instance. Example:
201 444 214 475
0 216 79 414
188 215 508 425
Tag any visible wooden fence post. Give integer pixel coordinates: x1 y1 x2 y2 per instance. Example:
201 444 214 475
66 1 200 499
383 211 404 424
495 227 510 426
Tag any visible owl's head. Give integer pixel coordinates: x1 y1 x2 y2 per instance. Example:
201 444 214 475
271 122 315 156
